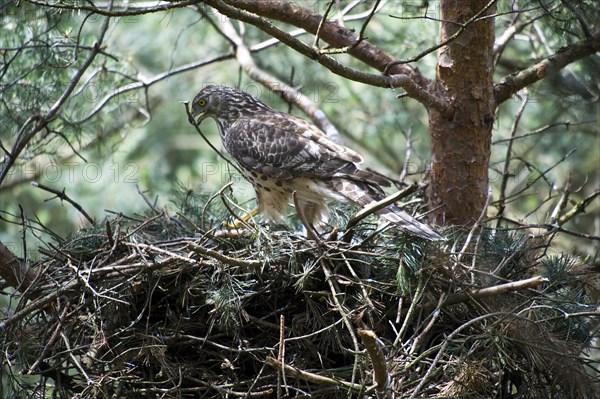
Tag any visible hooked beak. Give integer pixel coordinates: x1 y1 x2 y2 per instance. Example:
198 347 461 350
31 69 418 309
189 105 206 125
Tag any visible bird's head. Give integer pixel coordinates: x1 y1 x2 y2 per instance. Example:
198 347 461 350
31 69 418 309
190 84 273 128
190 84 225 124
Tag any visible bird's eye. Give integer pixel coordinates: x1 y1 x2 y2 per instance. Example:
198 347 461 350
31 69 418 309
197 99 207 107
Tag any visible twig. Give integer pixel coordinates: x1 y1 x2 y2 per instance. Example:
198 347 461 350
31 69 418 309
27 305 69 374
494 29 600 104
61 331 93 385
0 280 77 330
495 149 577 207
320 258 362 386
277 314 286 399
559 189 600 225
409 295 445 356
394 271 425 347
136 184 160 214
312 0 335 49
408 312 507 399
496 216 600 241
491 120 594 145
343 184 418 241
187 241 263 268
455 188 492 268
398 126 413 182
316 0 383 55
549 175 572 224
0 4 113 185
183 102 244 176
384 0 498 72
265 356 367 392
357 329 390 396
217 0 420 78
202 182 233 230
496 90 528 227
434 275 547 310
31 181 95 225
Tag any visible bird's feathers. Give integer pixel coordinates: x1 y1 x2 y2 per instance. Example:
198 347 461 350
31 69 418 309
225 114 388 186
190 85 443 240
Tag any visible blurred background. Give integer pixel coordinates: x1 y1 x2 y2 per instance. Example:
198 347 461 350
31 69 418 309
1 1 598 259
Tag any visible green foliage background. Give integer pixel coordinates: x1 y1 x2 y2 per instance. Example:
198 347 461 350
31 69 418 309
1 1 598 259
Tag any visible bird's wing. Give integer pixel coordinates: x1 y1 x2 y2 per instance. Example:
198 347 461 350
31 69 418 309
225 114 386 184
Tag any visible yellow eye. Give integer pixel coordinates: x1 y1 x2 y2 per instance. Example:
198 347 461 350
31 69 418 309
197 99 207 107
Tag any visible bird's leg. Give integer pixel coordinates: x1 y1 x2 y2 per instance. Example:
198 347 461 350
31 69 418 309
292 193 323 243
223 208 260 229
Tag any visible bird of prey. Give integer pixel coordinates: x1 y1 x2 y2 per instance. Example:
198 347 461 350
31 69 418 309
190 84 443 240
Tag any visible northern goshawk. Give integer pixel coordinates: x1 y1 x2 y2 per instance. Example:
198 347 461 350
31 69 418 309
190 84 442 240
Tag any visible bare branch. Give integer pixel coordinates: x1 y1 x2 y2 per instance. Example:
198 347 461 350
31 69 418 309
217 18 343 144
491 120 594 144
385 0 498 72
31 181 95 225
265 356 368 393
496 91 529 226
221 0 419 79
440 275 548 308
494 29 600 105
79 53 234 124
207 0 449 114
187 241 263 269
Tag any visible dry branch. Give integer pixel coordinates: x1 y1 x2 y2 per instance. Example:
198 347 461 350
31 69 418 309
358 328 390 395
559 189 600 225
494 29 600 105
265 356 367 393
440 275 548 308
205 0 450 114
31 181 95 225
220 0 421 80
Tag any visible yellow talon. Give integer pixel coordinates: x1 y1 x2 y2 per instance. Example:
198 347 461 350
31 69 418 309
222 208 260 229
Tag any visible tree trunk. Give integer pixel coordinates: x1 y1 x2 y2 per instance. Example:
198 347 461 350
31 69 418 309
428 0 496 226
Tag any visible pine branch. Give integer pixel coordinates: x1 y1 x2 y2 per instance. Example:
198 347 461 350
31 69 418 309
0 5 112 186
494 29 600 105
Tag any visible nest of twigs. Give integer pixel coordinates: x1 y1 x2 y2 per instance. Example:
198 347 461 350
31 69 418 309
2 190 599 398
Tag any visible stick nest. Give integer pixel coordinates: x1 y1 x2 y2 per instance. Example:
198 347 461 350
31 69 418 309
2 192 598 398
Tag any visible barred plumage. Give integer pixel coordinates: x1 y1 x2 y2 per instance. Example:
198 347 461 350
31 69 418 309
191 84 443 240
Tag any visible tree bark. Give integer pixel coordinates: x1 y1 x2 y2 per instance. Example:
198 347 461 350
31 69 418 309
428 0 496 226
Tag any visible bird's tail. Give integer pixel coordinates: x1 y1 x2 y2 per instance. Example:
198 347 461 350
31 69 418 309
329 179 444 241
